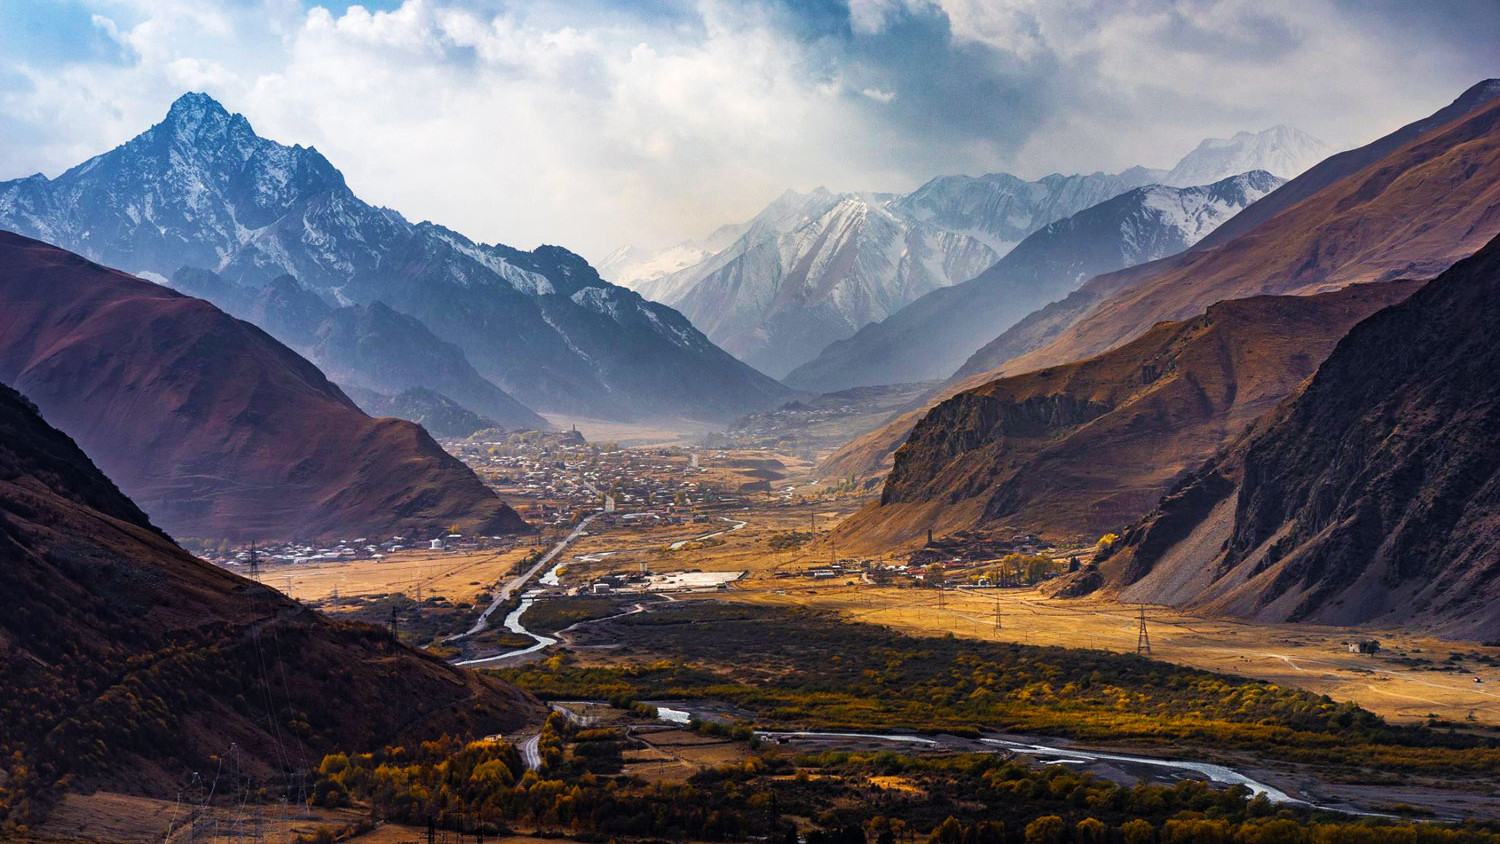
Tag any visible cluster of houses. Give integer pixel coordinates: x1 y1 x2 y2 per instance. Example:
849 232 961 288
443 431 729 529
205 532 509 569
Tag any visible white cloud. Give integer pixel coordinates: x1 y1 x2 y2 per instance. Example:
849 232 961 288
0 0 1492 262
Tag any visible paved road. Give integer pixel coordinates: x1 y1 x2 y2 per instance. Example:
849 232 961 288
520 734 542 770
668 516 747 550
448 513 599 643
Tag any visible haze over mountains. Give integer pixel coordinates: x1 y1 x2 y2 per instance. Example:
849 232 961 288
840 280 1419 551
168 267 546 431
968 82 1500 383
0 231 527 542
785 171 1284 393
822 79 1500 492
1106 234 1500 637
604 127 1325 379
0 93 787 423
0 378 538 810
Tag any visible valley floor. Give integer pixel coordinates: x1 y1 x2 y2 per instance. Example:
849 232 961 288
533 483 1500 729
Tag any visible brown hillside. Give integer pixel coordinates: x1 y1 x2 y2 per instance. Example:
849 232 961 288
1105 234 1500 637
0 381 540 824
821 81 1500 485
983 88 1500 379
0 231 528 542
835 281 1419 551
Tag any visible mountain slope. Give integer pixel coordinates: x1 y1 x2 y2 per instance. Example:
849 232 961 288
672 194 1000 377
836 280 1419 550
1106 235 1500 637
1196 80 1500 251
603 124 1326 379
169 268 545 430
0 380 539 820
0 231 527 542
823 80 1500 485
354 387 502 439
0 92 786 421
609 188 841 304
785 171 1283 393
977 81 1500 382
611 172 1172 377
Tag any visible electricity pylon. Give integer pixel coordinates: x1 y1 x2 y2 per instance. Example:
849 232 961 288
1136 605 1151 655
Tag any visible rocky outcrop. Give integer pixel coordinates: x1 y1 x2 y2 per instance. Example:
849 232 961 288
1109 234 1500 637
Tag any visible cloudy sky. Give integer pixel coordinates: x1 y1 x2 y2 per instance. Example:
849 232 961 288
0 1 1495 260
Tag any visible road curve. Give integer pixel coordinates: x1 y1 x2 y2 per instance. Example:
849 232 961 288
449 513 599 643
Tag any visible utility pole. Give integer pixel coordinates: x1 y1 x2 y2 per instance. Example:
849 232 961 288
1136 605 1151 655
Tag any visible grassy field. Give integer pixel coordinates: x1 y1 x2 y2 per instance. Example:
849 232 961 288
260 545 535 606
551 495 1500 728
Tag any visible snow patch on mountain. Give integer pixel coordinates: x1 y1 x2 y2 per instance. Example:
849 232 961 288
1163 126 1332 187
0 92 789 421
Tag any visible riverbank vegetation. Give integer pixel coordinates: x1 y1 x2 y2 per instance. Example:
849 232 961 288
496 602 1500 776
307 719 1500 843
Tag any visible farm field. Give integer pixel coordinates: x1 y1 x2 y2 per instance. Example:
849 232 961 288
259 545 536 606
542 486 1500 728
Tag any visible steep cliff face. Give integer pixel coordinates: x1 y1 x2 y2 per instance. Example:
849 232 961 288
836 280 1420 550
1110 235 1500 637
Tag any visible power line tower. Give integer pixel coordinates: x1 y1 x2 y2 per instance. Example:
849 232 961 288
1136 605 1151 655
936 583 946 611
247 541 261 583
389 605 400 643
993 597 1003 632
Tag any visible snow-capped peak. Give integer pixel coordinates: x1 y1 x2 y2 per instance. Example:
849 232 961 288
1163 126 1332 187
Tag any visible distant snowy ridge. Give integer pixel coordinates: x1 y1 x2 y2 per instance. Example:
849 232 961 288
600 124 1325 377
1163 125 1332 187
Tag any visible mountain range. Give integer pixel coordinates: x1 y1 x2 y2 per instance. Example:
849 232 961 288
1105 233 1500 637
0 93 787 422
603 126 1326 378
784 171 1285 393
1157 125 1332 188
0 231 526 542
0 378 538 818
167 267 546 430
821 79 1500 490
964 81 1500 384
839 279 1418 550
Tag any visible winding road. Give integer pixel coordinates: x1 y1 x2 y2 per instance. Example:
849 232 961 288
668 516 748 550
448 513 599 644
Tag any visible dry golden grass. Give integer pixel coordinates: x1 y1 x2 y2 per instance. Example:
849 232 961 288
557 491 1500 727
261 546 534 604
730 582 1500 727
621 726 751 783
36 792 377 844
